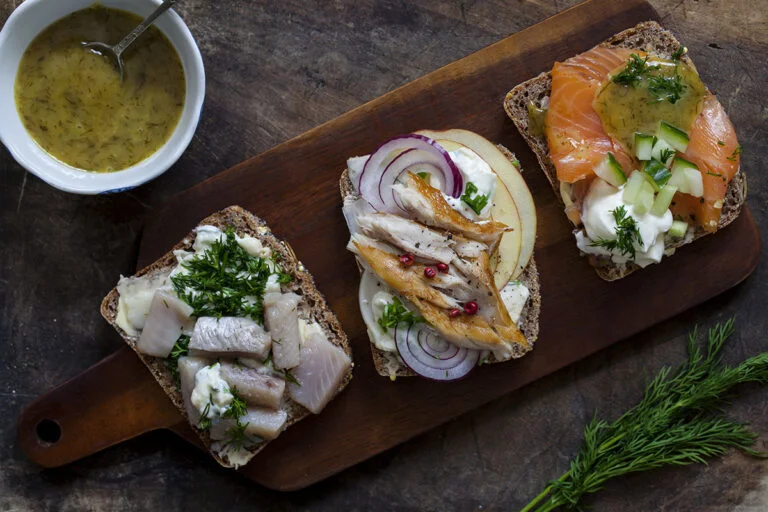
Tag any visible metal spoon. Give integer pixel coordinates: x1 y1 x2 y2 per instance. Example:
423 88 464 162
83 0 179 81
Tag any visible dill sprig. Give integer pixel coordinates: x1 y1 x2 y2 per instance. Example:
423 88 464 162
590 206 643 260
171 227 282 323
612 53 648 87
166 334 190 385
612 53 686 104
521 320 768 512
222 388 248 420
647 69 686 104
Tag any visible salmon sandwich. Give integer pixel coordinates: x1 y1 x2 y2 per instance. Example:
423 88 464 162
340 130 540 381
505 21 746 281
101 206 352 468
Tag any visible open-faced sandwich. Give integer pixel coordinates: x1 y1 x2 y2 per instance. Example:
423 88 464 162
101 206 352 468
504 21 746 281
340 129 540 381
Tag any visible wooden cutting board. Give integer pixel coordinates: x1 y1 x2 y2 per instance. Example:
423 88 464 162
17 0 761 491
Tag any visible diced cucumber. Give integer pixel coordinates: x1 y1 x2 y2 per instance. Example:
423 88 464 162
594 152 627 187
651 184 678 216
634 181 655 215
651 137 675 166
634 133 656 161
668 220 688 238
657 120 690 153
622 170 645 204
669 157 704 197
642 159 671 192
670 156 699 174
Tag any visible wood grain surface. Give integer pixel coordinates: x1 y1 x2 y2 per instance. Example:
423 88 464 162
14 0 762 492
2 0 768 510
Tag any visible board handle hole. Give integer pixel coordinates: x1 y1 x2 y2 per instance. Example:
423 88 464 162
36 419 61 445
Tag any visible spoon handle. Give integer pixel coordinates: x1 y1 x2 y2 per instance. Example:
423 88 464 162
113 0 179 57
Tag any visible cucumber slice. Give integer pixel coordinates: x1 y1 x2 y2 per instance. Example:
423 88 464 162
634 181 655 215
594 152 627 187
622 170 645 204
651 137 675 166
642 159 671 192
651 184 678 216
668 220 688 238
657 121 690 153
669 157 704 197
634 133 656 161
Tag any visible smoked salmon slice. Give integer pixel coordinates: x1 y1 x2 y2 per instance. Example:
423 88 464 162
674 95 741 231
547 47 741 230
546 47 636 183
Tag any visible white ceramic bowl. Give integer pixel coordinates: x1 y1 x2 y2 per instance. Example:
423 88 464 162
0 0 205 194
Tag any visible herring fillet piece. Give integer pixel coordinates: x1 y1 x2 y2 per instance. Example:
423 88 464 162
137 289 195 358
209 407 288 441
288 330 352 414
264 293 302 370
217 360 285 410
189 316 272 360
178 356 210 425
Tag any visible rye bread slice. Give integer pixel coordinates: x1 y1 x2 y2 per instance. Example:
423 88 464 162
100 205 352 467
503 21 747 281
339 147 541 379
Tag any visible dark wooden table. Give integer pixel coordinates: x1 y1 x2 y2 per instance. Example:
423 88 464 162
1 1 766 510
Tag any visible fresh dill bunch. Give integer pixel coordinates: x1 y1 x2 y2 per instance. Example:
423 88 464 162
612 54 648 87
590 206 643 259
171 227 285 323
521 320 768 512
166 334 190 385
378 296 425 332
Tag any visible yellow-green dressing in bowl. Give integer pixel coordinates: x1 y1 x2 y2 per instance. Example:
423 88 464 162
14 5 186 173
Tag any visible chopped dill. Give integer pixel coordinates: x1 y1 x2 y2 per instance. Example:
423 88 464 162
612 53 649 87
166 335 190 386
222 388 248 420
727 145 743 161
171 227 289 323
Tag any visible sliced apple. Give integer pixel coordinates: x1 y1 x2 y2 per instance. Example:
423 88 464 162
418 129 537 280
432 138 522 288
488 180 523 289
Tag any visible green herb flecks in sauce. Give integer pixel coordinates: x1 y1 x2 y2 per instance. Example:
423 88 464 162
14 6 186 172
594 57 706 152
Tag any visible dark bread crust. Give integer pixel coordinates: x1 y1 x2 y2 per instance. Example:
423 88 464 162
339 146 541 378
503 21 747 281
100 206 353 467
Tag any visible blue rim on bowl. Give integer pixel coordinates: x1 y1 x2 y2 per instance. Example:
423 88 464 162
0 0 205 195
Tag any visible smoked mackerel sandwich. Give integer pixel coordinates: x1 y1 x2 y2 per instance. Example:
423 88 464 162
101 206 352 468
340 129 540 381
505 21 746 281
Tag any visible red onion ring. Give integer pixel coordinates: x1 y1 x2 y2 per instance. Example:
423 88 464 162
358 134 463 213
394 322 481 381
